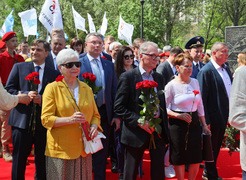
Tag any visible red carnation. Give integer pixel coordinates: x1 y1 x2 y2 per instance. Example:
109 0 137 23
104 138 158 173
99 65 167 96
193 90 199 96
25 73 34 80
33 79 40 85
235 134 240 140
101 56 107 60
142 80 150 88
32 72 39 77
55 75 64 82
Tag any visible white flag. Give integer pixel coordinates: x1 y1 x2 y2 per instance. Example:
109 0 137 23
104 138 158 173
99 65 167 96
118 15 134 46
39 0 63 33
0 9 14 37
97 12 107 36
87 13 96 33
72 6 88 33
18 8 37 37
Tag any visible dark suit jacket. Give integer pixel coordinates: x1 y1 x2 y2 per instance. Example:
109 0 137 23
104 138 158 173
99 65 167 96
45 51 60 73
156 60 175 87
197 61 233 129
79 51 113 62
190 61 205 79
5 61 60 129
78 53 118 125
114 67 169 148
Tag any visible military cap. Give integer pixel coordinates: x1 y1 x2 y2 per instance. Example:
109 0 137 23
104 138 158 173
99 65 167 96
0 40 6 49
2 31 17 42
185 36 204 49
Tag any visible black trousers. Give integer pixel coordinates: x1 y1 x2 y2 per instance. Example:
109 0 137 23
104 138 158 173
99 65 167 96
11 126 46 180
123 133 166 180
204 125 225 180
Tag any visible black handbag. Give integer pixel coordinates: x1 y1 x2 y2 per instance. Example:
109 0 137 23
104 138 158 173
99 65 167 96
202 134 214 162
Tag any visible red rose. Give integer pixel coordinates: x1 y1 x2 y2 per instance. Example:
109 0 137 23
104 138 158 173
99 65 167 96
82 72 90 79
136 81 143 89
101 56 107 60
89 74 96 82
33 79 40 85
32 72 39 77
142 80 151 88
25 73 34 80
193 90 199 96
235 134 240 140
55 75 64 82
149 81 158 88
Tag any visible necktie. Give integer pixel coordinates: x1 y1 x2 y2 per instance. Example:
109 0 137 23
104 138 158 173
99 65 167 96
35 66 41 79
221 63 226 71
196 63 199 71
93 59 103 107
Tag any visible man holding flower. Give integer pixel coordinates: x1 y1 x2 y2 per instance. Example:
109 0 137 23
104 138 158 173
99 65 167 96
114 41 169 180
5 39 60 180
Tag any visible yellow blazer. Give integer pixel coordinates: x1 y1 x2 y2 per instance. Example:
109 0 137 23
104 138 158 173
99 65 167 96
41 79 102 159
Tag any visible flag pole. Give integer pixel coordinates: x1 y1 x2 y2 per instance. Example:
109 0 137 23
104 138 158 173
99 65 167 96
75 28 78 38
26 35 29 42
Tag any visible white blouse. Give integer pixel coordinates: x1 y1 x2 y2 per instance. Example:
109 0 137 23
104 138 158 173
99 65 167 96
165 78 205 117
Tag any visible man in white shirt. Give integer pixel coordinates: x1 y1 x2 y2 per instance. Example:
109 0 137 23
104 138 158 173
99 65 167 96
197 42 232 180
109 42 122 63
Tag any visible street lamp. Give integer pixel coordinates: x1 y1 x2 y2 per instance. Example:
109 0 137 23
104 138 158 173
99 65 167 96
140 0 145 39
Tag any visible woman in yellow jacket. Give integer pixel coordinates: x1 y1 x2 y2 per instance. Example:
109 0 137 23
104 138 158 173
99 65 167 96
41 49 102 180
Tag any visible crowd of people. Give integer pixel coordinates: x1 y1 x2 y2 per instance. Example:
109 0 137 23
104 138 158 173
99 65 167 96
0 27 245 180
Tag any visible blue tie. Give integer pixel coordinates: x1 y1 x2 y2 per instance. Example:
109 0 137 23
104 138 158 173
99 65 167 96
35 66 41 79
93 59 103 107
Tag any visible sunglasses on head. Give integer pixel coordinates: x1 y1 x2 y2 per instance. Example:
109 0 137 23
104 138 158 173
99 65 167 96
60 62 81 69
124 55 134 60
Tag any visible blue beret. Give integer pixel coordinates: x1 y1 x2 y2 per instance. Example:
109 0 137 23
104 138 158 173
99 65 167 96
185 36 204 49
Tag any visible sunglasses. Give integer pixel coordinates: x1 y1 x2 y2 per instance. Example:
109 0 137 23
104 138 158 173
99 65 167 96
60 62 81 69
124 55 134 60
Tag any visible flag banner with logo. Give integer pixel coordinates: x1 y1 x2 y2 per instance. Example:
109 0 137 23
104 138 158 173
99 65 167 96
118 15 134 46
72 6 88 33
0 8 14 37
18 8 37 37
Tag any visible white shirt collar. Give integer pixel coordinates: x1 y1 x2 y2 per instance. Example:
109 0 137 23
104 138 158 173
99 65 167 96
87 53 101 62
33 62 45 69
210 58 221 70
139 65 153 77
51 51 56 59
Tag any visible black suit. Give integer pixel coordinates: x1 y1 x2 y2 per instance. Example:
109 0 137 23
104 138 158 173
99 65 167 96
156 60 175 87
197 61 232 180
114 67 169 180
6 62 60 180
45 52 60 73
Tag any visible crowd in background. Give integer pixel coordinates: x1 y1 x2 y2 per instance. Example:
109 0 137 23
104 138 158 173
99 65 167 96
0 27 245 180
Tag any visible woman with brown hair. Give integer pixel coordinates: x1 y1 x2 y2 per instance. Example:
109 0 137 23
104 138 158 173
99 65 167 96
70 37 84 54
165 53 210 180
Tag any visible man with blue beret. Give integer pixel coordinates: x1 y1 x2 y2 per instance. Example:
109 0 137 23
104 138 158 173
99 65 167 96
185 36 205 79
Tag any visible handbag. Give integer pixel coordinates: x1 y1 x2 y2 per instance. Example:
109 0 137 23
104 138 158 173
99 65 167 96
83 132 106 154
202 133 214 162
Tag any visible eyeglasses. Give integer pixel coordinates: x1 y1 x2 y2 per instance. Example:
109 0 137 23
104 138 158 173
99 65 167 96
87 41 103 46
142 53 160 60
124 55 134 60
60 62 81 69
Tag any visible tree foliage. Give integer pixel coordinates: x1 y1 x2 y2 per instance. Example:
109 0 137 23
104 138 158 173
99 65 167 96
0 0 245 50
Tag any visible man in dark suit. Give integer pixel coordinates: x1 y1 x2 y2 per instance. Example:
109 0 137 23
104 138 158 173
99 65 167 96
78 32 119 180
185 36 205 79
114 41 169 180
156 46 184 86
5 39 60 180
197 42 232 180
45 34 66 72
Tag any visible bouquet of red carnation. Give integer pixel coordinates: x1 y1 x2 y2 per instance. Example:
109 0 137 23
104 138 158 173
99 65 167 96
136 80 164 135
82 73 103 99
222 122 240 155
25 72 41 134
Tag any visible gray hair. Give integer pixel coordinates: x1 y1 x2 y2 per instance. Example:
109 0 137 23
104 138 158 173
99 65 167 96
211 42 227 52
51 27 64 37
139 41 158 57
163 45 172 52
56 49 79 65
85 32 103 43
109 42 122 51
